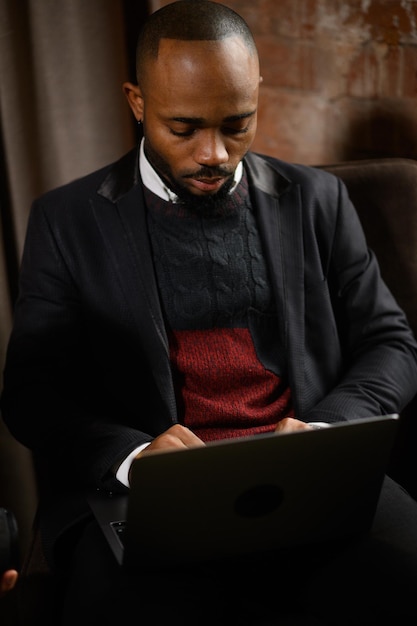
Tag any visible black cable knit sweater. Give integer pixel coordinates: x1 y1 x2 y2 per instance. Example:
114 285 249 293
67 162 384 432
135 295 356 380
145 170 294 441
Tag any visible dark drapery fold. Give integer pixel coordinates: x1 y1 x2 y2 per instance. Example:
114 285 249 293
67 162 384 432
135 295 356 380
0 0 145 558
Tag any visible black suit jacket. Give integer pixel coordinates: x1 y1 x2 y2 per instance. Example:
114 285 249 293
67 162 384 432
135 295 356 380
2 148 417 564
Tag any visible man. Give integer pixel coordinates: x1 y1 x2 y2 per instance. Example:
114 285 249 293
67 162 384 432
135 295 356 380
2 1 417 624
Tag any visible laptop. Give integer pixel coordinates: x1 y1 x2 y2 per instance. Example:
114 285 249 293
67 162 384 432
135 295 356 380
88 413 399 570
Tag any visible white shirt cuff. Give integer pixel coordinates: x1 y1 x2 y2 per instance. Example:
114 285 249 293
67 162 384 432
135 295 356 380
115 443 151 487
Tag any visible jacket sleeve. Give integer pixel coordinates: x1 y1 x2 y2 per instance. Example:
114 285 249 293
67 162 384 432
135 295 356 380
0 196 156 494
300 173 417 423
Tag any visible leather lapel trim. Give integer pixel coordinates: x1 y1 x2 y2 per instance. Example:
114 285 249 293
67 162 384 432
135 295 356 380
97 147 140 203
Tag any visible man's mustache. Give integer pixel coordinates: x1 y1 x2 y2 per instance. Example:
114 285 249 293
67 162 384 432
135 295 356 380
183 167 234 179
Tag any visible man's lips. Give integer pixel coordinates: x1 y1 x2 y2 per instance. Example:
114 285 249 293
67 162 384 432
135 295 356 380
186 176 228 193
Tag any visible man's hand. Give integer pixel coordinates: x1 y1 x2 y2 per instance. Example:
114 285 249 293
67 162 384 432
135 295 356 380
274 417 314 433
135 424 205 459
0 569 18 598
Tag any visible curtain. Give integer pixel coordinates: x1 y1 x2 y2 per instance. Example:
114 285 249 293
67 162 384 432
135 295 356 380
0 0 147 558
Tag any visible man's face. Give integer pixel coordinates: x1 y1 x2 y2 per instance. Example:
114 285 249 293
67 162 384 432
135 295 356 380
139 36 260 206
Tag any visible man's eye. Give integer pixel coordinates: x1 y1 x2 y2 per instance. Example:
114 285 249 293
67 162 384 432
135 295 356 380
224 126 250 135
169 125 249 137
170 128 195 137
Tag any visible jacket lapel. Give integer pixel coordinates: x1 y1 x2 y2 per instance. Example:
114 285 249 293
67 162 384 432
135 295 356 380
245 153 306 414
93 148 177 421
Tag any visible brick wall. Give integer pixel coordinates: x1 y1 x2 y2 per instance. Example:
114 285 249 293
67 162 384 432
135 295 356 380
149 0 417 165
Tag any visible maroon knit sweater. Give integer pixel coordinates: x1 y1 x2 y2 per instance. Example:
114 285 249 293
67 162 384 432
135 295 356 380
145 171 294 442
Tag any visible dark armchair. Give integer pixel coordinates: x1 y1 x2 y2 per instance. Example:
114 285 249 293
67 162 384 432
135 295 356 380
321 158 417 500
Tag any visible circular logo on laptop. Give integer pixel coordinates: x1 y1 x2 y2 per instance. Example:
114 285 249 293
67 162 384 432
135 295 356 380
234 484 283 517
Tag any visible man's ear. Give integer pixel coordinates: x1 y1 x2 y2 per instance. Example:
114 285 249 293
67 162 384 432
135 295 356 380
122 82 144 121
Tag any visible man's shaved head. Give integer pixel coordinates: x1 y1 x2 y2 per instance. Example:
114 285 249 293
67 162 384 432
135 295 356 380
135 0 258 86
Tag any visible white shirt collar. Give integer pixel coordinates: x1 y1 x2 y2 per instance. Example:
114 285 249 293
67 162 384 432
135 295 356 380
139 137 243 202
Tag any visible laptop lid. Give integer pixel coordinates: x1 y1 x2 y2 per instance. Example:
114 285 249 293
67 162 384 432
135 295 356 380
88 414 399 570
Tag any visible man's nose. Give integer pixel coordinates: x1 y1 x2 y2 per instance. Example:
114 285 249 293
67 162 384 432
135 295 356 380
193 130 228 166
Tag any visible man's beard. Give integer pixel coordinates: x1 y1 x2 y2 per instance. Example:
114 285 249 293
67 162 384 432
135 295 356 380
171 173 237 218
144 143 238 218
